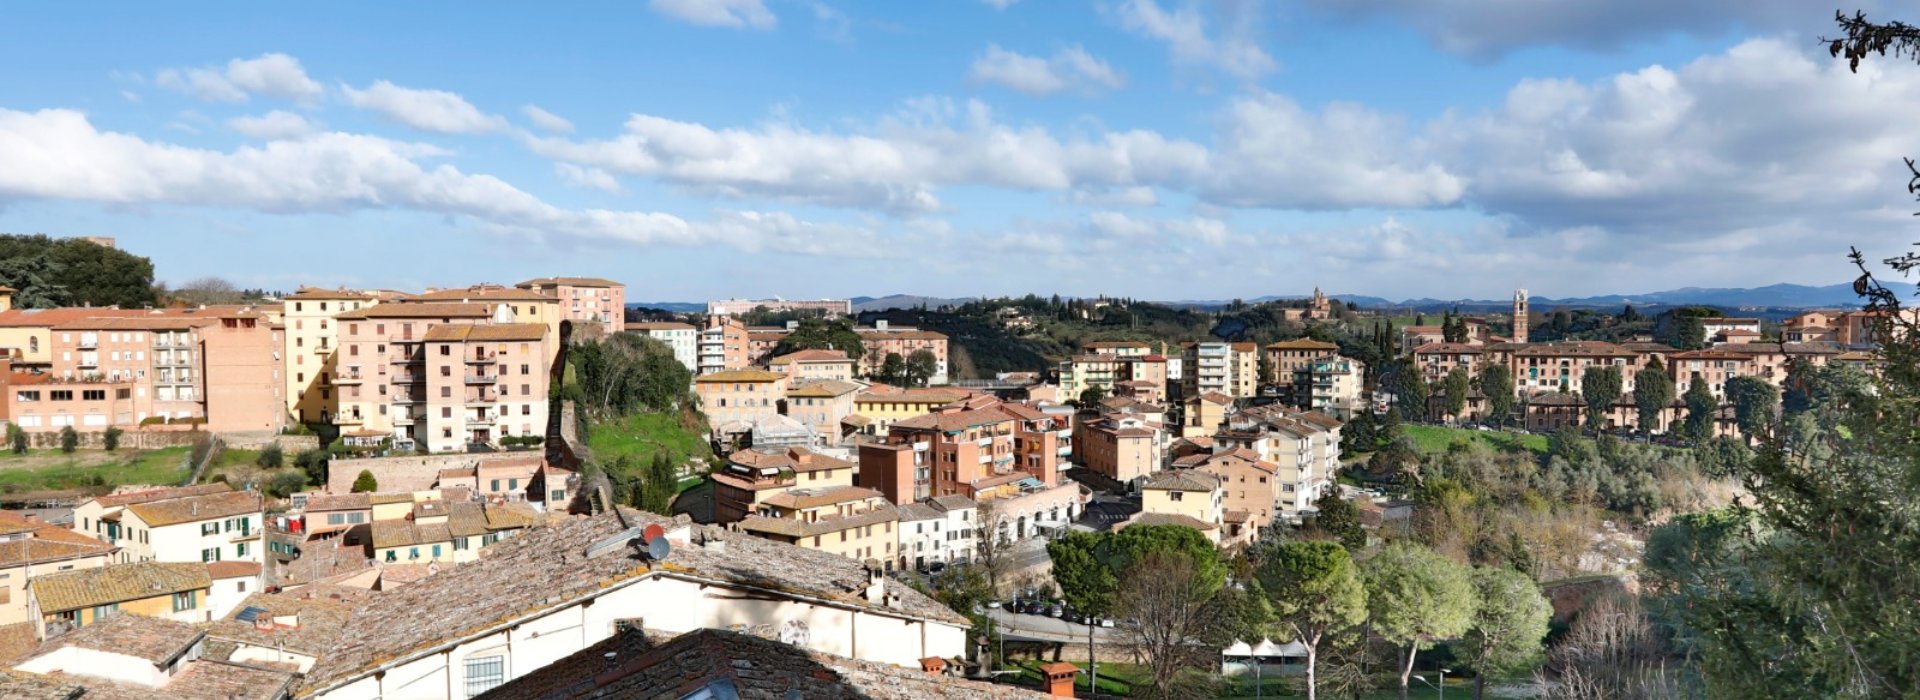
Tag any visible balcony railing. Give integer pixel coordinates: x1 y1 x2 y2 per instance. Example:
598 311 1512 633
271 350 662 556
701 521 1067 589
77 339 98 350
465 353 497 364
392 415 416 426
334 374 364 384
390 355 423 365
465 416 495 428
391 375 424 384
464 375 497 385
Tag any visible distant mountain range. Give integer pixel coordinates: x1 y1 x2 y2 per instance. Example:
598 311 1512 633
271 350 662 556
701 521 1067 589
630 283 1867 315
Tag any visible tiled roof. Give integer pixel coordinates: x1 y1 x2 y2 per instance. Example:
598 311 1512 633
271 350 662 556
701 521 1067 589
730 446 854 473
1195 391 1234 405
93 483 234 509
629 322 696 331
1413 342 1483 355
302 493 370 512
761 486 886 510
299 509 967 692
370 520 452 549
1510 340 1636 357
0 623 35 667
153 660 298 700
420 323 547 342
207 561 262 579
1127 513 1218 531
31 561 210 613
476 626 1046 700
516 276 622 288
334 302 490 320
403 288 554 303
1143 470 1221 492
857 329 946 341
695 369 787 383
26 609 202 664
787 379 863 398
770 348 851 365
738 504 899 539
1197 449 1278 475
897 503 942 521
928 495 977 512
0 307 149 329
284 287 383 301
1082 340 1149 349
125 490 261 527
855 387 974 403
205 586 369 657
1265 338 1339 350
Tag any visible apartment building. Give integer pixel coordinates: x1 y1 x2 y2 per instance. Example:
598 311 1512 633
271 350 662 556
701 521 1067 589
896 495 976 571
856 396 1067 505
9 308 283 433
697 315 751 375
1412 342 1485 383
1187 449 1281 537
401 285 561 353
1299 356 1366 420
0 307 148 370
1214 406 1342 517
1668 349 1762 400
707 297 853 317
711 446 857 524
1183 341 1259 398
786 379 862 446
283 288 386 424
849 386 977 436
1076 416 1164 485
72 487 265 566
1265 338 1340 379
855 323 949 384
1081 340 1152 358
1057 353 1123 401
694 369 788 439
412 324 551 453
736 486 899 565
747 327 789 364
1497 340 1642 397
331 302 498 444
1135 471 1225 544
770 348 857 382
629 321 698 371
517 276 626 333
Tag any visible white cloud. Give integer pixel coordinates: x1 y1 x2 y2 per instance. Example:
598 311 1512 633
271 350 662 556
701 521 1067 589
228 110 316 139
0 107 870 256
1201 92 1463 209
981 0 1020 9
341 81 507 134
968 45 1126 96
155 53 323 104
554 163 621 193
648 0 776 29
1304 0 1876 58
1111 0 1276 81
521 105 575 134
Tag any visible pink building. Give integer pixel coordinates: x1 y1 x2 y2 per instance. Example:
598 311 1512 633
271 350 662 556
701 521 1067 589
517 277 626 333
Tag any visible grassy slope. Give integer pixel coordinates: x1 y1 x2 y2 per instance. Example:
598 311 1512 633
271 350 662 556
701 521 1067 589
0 447 191 491
584 412 711 475
1404 424 1549 457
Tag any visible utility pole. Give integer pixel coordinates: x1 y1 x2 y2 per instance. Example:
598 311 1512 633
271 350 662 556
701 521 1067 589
1087 618 1096 694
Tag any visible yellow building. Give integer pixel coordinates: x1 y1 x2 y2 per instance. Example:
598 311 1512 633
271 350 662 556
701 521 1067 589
737 486 900 566
29 561 211 636
693 369 790 440
849 387 976 436
370 500 539 565
282 287 386 424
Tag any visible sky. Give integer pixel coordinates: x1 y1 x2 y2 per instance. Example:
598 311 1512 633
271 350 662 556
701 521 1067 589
1 1 1918 303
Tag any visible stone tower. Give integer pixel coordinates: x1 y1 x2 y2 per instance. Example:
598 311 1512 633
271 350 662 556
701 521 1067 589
1512 289 1530 343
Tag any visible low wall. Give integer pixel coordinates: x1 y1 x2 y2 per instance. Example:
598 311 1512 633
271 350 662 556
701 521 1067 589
326 454 485 493
17 428 208 451
222 433 321 452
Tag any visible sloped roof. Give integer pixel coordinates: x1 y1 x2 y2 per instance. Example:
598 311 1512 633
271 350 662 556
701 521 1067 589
516 277 622 288
403 288 554 303
760 486 885 511
1143 470 1221 492
1127 512 1218 531
205 586 370 657
770 348 851 365
335 302 490 320
420 323 547 342
92 483 233 508
31 562 210 613
1265 338 1339 351
22 613 202 665
739 504 899 539
125 490 261 527
695 369 786 383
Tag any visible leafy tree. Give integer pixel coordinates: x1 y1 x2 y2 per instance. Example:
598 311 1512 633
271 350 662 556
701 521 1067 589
1459 567 1551 700
1724 375 1779 442
1580 365 1622 431
257 442 284 469
878 352 905 385
1682 375 1717 442
1442 367 1469 421
0 234 156 308
1634 357 1674 434
4 424 23 455
350 469 378 493
102 426 122 452
1621 304 1641 323
905 349 938 387
1257 540 1368 700
772 318 866 362
1115 550 1230 694
57 426 76 453
1077 385 1107 407
569 333 694 419
264 470 308 498
1050 530 1120 619
1672 314 1707 350
1312 490 1367 552
294 448 329 485
1364 542 1475 698
1479 363 1515 428
1397 376 1430 422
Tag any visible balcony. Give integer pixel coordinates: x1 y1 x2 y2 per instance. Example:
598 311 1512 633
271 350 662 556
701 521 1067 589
77 358 98 369
314 345 334 355
467 392 500 404
390 354 423 365
229 529 259 543
465 415 496 429
392 415 416 426
976 436 992 447
389 335 421 343
334 373 364 385
464 375 497 385
1057 445 1072 456
77 338 98 350
912 442 929 452
465 353 497 365
391 395 422 404
391 375 424 385
1056 428 1072 437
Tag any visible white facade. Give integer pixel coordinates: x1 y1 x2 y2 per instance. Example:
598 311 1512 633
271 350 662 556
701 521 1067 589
118 512 264 566
206 571 258 621
303 572 968 700
899 500 976 571
633 326 698 372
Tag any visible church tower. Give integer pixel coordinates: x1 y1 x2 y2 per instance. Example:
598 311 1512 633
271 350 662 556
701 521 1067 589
1512 289 1530 343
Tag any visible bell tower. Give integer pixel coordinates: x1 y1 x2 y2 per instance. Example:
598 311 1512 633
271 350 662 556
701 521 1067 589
1512 289 1529 343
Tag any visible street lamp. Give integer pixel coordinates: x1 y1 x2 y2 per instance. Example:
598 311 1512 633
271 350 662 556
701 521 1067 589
1413 669 1452 699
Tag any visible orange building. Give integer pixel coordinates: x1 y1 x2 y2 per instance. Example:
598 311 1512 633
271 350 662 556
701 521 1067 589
517 276 626 334
857 396 1066 504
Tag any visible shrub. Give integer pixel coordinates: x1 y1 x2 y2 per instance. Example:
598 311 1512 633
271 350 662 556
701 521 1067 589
265 470 309 499
6 424 25 455
103 426 123 452
57 426 77 454
293 448 329 485
258 443 284 469
350 469 379 493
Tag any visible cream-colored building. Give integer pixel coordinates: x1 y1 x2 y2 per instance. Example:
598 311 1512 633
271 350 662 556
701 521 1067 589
694 369 789 440
399 285 561 361
1215 406 1343 517
769 348 858 382
850 386 977 436
283 288 386 424
711 447 858 524
1137 470 1225 542
0 512 116 626
630 321 699 371
1184 341 1259 398
786 379 863 446
1301 356 1366 421
111 490 265 566
737 486 900 566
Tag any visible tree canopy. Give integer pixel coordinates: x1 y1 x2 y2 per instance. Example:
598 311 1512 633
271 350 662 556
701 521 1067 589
0 234 157 309
1256 540 1367 700
1364 542 1476 696
772 318 866 362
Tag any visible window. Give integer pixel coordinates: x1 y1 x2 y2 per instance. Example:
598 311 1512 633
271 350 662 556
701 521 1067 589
235 542 249 558
454 536 470 551
384 550 397 562
50 390 72 401
432 544 442 558
201 547 221 562
1169 491 1184 502
464 655 506 697
171 590 197 612
202 523 219 535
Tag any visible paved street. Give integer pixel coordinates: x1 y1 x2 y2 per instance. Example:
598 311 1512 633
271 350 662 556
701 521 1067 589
985 608 1124 645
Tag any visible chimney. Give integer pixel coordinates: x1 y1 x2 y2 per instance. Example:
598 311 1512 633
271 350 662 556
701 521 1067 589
863 559 885 604
1039 662 1079 697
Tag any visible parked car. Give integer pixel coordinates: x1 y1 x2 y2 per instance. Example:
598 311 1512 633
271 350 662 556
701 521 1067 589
987 600 1002 609
1100 618 1116 628
1049 603 1064 617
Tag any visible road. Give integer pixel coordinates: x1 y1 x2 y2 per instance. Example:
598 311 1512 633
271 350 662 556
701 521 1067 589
984 608 1124 645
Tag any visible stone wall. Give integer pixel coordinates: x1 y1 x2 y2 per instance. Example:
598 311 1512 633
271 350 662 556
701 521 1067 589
325 454 488 493
18 428 207 451
222 433 321 452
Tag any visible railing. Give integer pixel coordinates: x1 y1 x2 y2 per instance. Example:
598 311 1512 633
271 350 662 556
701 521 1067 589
392 415 416 426
465 353 497 364
334 373 364 384
464 375 497 384
390 355 423 365
391 375 424 384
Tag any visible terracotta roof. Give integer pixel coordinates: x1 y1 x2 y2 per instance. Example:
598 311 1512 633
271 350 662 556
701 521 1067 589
856 329 946 341
284 287 383 301
334 302 491 320
729 446 853 473
49 315 217 331
1082 340 1150 349
403 288 554 303
31 561 210 614
516 277 622 288
23 613 203 665
695 369 786 383
1194 391 1234 405
770 348 851 365
299 508 967 692
207 561 262 579
1143 470 1221 492
124 490 261 527
1510 341 1636 357
205 586 370 657
476 626 1045 700
739 504 899 538
929 495 977 512
302 493 370 512
91 483 233 508
787 379 863 398
0 307 151 329
1413 342 1483 355
1127 512 1218 531
371 520 452 549
0 623 36 667
0 669 81 698
1197 449 1279 475
420 323 547 342
760 486 886 510
0 537 114 568
1265 338 1339 350
153 660 299 699
855 387 974 403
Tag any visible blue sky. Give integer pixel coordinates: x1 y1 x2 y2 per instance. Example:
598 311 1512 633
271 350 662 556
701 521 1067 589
0 0 1916 302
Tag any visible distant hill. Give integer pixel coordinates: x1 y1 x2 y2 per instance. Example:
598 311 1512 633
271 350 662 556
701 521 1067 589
853 294 978 312
626 301 705 314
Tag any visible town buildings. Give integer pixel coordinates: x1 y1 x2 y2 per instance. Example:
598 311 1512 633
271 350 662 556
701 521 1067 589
693 369 788 440
1214 406 1343 517
710 446 858 524
707 297 853 317
770 348 858 382
1183 341 1260 399
628 321 699 371
282 288 387 424
856 395 1066 504
1299 356 1366 420
28 561 213 635
736 486 900 564
697 314 751 375
896 495 977 571
517 277 626 334
0 512 116 626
